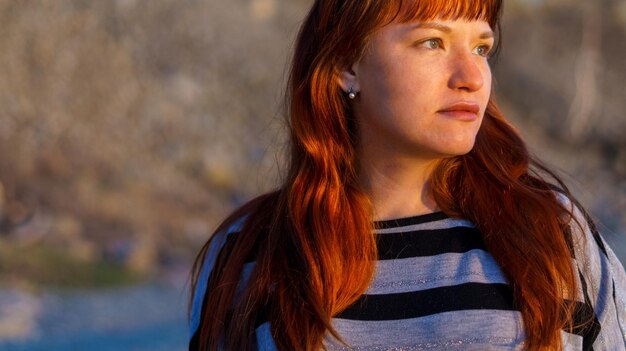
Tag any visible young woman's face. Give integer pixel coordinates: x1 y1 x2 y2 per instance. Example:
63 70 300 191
349 19 494 160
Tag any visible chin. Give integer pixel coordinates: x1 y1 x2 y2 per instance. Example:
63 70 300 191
437 141 477 157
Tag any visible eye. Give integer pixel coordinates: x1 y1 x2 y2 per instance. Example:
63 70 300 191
474 44 492 57
420 38 443 50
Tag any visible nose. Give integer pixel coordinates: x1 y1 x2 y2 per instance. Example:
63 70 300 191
448 52 485 92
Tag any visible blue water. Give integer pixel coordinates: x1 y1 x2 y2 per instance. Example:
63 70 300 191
0 321 185 351
0 281 188 351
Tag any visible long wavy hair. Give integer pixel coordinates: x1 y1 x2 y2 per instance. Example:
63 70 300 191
189 0 588 349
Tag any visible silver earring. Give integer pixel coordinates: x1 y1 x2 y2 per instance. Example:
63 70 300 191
348 87 357 99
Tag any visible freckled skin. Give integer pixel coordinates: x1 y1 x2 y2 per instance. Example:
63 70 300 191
353 20 494 161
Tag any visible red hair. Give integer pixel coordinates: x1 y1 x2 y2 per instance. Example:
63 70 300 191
189 0 586 349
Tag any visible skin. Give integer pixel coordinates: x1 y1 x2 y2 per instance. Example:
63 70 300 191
339 19 495 220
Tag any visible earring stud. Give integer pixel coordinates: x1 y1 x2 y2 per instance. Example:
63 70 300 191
348 87 357 99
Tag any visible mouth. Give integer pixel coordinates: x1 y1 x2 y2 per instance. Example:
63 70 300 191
437 102 480 121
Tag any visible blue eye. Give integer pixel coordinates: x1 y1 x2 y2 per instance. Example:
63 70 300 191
422 38 442 49
475 45 492 57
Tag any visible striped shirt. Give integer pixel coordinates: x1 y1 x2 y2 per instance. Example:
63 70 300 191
190 203 626 350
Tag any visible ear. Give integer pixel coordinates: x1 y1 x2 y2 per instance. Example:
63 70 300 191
337 61 360 94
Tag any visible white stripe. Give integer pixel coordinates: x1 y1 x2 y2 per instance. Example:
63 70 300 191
328 310 525 350
375 217 475 234
366 249 508 295
561 330 583 351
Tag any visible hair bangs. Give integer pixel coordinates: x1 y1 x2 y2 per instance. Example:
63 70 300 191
391 0 502 28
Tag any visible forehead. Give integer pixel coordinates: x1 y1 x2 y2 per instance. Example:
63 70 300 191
386 0 501 28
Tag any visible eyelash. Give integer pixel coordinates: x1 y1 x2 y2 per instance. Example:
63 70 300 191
475 44 492 57
421 38 443 50
418 38 493 58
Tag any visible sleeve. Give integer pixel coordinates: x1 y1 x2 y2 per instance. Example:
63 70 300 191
566 199 626 350
189 229 228 341
188 216 247 349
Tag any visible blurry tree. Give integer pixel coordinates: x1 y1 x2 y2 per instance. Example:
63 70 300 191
497 0 626 258
0 0 624 287
0 0 308 284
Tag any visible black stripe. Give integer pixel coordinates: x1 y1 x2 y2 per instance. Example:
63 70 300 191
222 231 258 264
584 214 609 257
563 300 600 348
562 225 576 259
374 211 448 229
189 329 199 351
576 270 601 350
375 226 487 260
336 283 515 321
255 304 270 329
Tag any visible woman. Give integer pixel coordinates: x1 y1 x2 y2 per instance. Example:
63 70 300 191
188 0 626 350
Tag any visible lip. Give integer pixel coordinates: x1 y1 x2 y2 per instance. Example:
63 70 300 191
437 102 480 121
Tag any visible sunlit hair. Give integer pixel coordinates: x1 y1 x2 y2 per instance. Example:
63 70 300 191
189 0 588 350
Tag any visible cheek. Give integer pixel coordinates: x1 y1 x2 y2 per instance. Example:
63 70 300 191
377 58 438 101
358 61 404 115
482 65 493 96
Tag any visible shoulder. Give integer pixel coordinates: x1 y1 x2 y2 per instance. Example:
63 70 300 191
189 214 248 339
553 191 614 266
188 191 280 342
554 191 626 348
553 190 622 283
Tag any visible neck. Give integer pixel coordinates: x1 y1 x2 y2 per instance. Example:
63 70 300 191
359 153 440 222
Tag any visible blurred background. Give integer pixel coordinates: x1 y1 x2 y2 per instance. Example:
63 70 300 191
0 0 624 349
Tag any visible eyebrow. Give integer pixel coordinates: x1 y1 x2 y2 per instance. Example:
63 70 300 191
411 22 494 39
479 31 494 39
413 22 452 33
